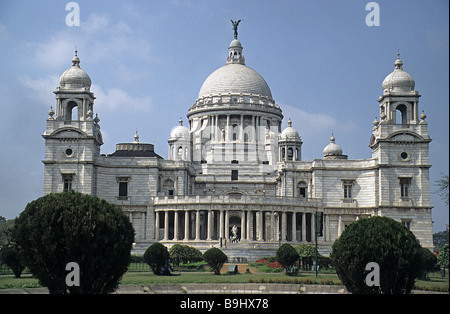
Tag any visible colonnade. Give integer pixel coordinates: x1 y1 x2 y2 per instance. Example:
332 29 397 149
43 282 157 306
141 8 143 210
154 209 330 244
208 114 279 143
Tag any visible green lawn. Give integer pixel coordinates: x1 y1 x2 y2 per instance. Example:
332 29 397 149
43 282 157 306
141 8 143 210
1 268 448 293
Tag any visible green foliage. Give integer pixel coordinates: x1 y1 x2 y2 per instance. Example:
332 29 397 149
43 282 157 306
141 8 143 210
169 244 203 265
331 216 422 294
203 248 227 275
0 242 25 278
437 244 449 268
433 229 449 250
295 243 317 258
276 244 299 275
12 191 135 294
144 243 170 275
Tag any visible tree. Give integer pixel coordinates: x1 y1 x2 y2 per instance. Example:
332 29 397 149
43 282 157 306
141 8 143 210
331 216 422 294
203 248 227 275
0 216 14 247
0 242 25 278
418 247 437 280
144 242 170 275
437 244 449 268
433 229 449 250
12 191 135 294
435 172 449 205
295 244 317 270
276 244 299 275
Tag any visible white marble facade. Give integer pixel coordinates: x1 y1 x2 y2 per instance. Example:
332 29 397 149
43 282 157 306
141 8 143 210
42 34 433 260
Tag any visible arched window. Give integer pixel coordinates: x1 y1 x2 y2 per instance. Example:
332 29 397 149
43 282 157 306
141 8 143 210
64 101 78 122
396 104 408 125
281 147 286 159
287 147 293 160
232 124 238 141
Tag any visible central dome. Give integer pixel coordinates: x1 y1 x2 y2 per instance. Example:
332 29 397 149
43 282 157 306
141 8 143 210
198 63 273 99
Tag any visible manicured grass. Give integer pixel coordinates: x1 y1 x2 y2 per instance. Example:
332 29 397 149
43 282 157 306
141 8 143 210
1 267 447 292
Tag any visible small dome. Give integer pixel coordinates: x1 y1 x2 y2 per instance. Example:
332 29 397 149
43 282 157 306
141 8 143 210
382 54 415 92
280 119 301 141
229 39 242 48
169 118 189 140
323 134 343 157
59 51 92 89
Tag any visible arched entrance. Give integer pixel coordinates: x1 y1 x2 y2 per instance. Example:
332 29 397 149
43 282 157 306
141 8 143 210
229 215 241 243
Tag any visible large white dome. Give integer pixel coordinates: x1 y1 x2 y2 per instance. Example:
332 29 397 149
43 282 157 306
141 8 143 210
198 63 273 100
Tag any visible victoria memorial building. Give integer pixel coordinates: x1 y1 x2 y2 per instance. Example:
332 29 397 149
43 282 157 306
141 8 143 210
42 24 433 260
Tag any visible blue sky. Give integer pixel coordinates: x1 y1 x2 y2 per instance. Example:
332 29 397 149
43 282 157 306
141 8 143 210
0 0 448 232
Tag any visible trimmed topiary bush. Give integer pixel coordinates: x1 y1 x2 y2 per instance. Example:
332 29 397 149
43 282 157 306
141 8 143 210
203 247 227 275
0 242 25 278
276 244 299 275
13 191 135 294
331 216 422 294
144 242 170 275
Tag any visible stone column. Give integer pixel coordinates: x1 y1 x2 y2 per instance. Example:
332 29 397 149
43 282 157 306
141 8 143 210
225 210 230 241
164 211 169 241
240 115 244 141
173 211 179 241
302 213 306 242
337 215 343 238
207 210 213 240
325 214 330 242
281 212 287 241
255 211 260 240
195 210 200 241
240 211 246 241
247 210 251 241
219 210 224 241
141 212 146 240
311 213 315 241
291 212 296 242
226 114 230 142
155 211 160 240
251 115 256 143
184 210 189 240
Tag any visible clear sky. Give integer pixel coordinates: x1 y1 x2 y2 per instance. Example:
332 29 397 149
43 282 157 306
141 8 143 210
0 0 448 232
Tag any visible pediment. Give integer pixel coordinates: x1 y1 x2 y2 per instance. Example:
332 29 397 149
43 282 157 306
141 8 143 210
50 127 87 138
387 131 423 142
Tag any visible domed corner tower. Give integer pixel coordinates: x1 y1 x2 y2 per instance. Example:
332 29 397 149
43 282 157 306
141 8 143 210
42 51 103 195
370 54 433 250
279 119 303 162
186 21 283 166
168 118 191 161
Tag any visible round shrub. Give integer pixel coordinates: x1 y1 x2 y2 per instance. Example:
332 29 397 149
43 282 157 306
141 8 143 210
276 244 299 275
203 248 227 275
144 242 170 275
0 242 25 278
331 216 422 294
13 191 135 294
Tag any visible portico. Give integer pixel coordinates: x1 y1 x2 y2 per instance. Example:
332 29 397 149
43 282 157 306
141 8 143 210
152 195 324 246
